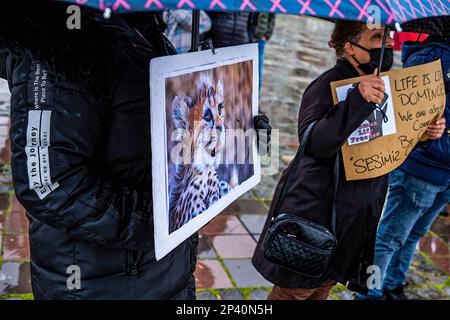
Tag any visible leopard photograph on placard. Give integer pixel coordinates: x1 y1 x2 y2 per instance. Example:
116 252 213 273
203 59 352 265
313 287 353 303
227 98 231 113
150 44 260 260
166 62 254 233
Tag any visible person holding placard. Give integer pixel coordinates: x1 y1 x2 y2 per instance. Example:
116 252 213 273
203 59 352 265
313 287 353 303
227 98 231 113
253 21 395 300
356 35 448 300
253 20 446 300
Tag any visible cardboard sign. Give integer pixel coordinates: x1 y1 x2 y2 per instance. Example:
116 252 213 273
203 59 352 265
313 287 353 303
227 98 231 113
331 60 446 181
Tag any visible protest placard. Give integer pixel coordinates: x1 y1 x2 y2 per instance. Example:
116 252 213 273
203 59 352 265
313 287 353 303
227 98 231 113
331 60 446 181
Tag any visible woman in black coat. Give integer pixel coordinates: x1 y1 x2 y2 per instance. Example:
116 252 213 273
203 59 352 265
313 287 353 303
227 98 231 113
252 21 395 299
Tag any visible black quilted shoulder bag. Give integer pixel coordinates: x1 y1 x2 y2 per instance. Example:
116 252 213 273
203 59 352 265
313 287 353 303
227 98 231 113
263 121 339 278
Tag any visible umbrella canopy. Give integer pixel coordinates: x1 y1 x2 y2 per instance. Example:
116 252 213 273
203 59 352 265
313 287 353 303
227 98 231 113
61 0 449 28
401 15 449 37
61 1 449 72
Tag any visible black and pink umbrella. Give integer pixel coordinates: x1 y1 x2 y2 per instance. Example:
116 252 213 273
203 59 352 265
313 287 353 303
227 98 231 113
62 0 448 28
60 0 449 73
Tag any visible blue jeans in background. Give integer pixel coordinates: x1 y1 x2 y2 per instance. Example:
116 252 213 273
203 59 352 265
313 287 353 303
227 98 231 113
258 40 266 91
362 168 450 298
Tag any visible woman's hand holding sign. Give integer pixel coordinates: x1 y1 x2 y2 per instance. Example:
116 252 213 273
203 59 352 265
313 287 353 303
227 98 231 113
426 117 446 140
358 68 385 105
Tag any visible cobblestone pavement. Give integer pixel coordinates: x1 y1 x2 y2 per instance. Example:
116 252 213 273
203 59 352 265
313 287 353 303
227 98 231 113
1 16 449 300
1 194 448 300
193 202 450 300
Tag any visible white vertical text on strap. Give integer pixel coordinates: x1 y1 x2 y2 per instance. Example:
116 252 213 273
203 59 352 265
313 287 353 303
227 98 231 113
25 109 59 200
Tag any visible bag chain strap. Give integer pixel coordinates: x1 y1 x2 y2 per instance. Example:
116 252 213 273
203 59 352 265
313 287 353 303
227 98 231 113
272 120 340 235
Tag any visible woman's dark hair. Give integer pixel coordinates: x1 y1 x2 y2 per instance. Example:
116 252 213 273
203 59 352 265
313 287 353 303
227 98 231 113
329 21 367 58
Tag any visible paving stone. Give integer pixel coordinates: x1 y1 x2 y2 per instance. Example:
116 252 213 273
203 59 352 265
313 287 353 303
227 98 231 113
221 199 268 215
413 286 442 300
217 289 244 300
0 179 9 189
0 117 9 126
0 192 9 210
200 215 248 235
0 182 10 192
413 253 445 275
248 289 269 300
0 262 32 295
250 178 279 199
264 200 272 207
279 134 299 153
239 214 267 235
197 235 217 259
194 260 233 289
5 210 29 234
223 259 271 288
10 195 25 215
428 275 448 284
334 290 355 300
404 291 421 300
196 291 218 300
2 235 30 260
210 235 256 259
412 252 427 264
430 257 450 275
408 271 427 285
419 234 449 257
431 218 450 244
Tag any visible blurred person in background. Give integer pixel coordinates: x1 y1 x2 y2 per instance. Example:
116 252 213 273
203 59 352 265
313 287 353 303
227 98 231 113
206 11 255 48
252 13 276 90
166 9 211 53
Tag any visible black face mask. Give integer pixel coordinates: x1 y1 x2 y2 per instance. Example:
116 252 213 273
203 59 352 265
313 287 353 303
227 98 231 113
350 42 393 75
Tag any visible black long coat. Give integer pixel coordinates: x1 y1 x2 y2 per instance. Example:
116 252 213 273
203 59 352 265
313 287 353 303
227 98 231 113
252 59 389 293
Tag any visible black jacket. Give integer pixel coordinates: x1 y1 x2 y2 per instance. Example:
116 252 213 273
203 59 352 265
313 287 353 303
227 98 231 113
1 10 196 300
252 59 388 293
207 11 252 48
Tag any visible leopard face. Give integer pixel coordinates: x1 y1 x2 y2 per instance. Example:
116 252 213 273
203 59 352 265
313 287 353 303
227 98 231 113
172 73 225 168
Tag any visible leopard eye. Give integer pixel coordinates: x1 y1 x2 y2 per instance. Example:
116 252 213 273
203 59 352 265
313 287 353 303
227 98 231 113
203 109 213 122
218 103 224 115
